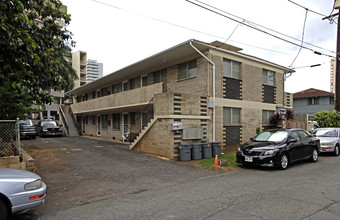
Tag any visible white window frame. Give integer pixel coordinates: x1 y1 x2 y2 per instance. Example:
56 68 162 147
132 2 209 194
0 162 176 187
223 107 241 125
223 59 241 79
262 69 275 86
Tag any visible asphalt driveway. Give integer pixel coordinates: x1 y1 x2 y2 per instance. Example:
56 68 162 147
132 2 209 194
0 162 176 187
12 136 214 219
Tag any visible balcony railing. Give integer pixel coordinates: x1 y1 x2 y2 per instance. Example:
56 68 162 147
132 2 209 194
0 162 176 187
71 83 163 114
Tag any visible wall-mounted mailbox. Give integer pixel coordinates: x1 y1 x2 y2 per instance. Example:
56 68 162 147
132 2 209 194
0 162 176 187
171 122 183 131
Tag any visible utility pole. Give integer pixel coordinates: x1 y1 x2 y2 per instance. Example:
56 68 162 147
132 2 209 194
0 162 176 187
335 1 340 110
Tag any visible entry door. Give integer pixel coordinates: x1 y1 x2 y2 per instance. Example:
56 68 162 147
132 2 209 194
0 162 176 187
97 115 101 136
123 113 128 134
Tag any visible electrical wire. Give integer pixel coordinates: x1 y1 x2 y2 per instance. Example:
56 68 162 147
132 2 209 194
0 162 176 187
186 0 337 58
91 0 291 55
217 22 241 47
193 0 337 55
290 9 308 67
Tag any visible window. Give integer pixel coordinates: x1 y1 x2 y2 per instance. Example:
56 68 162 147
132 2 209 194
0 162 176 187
92 91 96 99
330 97 334 104
153 69 167 84
262 110 275 125
262 69 275 86
298 130 309 140
130 78 135 89
223 107 241 125
112 114 120 129
308 97 319 105
122 81 128 91
97 90 101 98
223 59 241 79
101 87 108 97
112 83 121 94
102 114 108 129
92 115 96 125
141 75 148 87
178 60 197 80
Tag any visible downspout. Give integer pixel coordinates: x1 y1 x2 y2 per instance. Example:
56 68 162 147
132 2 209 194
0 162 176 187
189 41 216 141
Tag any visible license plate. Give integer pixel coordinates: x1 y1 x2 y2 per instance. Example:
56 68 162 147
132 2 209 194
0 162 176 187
245 157 253 162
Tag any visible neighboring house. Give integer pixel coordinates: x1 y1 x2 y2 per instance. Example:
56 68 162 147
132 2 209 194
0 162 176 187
293 88 335 119
67 39 293 159
87 59 103 83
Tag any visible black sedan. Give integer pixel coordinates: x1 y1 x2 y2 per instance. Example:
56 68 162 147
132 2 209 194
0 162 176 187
35 120 63 137
236 129 320 170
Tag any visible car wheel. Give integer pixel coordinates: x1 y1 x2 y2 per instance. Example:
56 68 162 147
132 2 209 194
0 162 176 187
309 148 319 162
277 153 289 170
0 199 8 220
333 145 339 156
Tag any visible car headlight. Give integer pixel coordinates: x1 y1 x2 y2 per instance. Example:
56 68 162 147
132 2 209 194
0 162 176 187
25 180 42 191
264 149 279 156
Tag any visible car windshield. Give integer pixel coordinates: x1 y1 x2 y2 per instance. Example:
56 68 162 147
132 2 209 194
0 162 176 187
313 129 338 137
19 120 33 126
41 121 57 126
253 131 288 143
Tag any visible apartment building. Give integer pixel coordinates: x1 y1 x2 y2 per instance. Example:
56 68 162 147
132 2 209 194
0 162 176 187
67 39 293 159
87 59 103 83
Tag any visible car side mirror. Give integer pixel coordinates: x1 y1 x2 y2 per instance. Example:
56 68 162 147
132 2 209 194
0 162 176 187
288 138 297 143
250 137 253 141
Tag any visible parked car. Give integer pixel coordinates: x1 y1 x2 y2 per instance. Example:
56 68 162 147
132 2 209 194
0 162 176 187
0 168 47 219
312 128 340 156
35 120 63 137
19 119 36 140
236 129 320 170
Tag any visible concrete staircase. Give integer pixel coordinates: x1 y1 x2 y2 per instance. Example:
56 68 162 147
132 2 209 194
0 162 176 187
129 117 157 150
64 113 79 137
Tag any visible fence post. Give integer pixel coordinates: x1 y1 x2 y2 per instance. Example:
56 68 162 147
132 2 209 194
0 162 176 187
16 118 21 156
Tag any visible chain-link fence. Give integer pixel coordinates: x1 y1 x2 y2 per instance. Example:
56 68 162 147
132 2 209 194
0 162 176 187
0 120 20 157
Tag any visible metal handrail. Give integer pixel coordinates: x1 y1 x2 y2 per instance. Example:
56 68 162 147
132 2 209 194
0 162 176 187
59 105 69 136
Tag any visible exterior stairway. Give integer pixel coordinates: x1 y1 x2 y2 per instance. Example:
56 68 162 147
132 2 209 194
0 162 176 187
64 113 79 137
129 117 157 150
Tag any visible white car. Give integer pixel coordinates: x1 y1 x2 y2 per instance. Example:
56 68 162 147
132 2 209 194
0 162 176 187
0 168 47 219
313 128 340 156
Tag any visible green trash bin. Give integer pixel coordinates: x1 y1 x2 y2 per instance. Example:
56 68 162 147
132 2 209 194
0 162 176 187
179 144 192 161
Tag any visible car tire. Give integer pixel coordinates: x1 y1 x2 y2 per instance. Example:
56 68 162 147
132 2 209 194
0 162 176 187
309 148 319 162
0 199 8 220
333 145 339 156
277 153 289 170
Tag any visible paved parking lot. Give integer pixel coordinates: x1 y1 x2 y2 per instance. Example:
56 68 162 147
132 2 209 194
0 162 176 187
12 136 214 219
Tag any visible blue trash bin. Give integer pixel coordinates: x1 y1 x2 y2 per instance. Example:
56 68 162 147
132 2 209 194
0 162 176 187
202 143 212 159
211 142 222 157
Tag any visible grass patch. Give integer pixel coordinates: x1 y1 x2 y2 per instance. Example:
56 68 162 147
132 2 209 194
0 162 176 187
196 151 240 170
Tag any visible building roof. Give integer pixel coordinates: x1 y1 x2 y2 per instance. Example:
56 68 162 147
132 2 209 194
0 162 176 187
293 88 334 99
68 39 294 96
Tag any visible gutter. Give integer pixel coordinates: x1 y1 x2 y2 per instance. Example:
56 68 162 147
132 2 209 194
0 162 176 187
189 40 216 142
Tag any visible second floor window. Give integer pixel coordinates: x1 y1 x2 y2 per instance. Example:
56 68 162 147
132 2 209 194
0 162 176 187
178 59 196 80
142 75 148 87
112 83 121 94
262 110 274 125
223 59 241 79
153 69 167 84
223 107 241 125
262 69 275 86
308 97 319 105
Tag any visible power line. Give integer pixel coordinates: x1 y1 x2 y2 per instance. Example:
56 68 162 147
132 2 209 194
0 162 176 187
290 9 309 67
192 0 337 55
186 0 337 58
91 0 291 55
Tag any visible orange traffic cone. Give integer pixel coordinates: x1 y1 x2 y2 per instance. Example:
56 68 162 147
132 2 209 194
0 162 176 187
213 155 220 167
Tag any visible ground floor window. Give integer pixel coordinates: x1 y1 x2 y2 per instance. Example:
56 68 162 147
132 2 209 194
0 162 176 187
223 107 241 125
112 114 120 130
102 114 108 129
262 110 275 126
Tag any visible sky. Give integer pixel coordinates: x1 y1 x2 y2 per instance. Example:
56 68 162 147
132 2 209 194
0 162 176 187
62 0 337 93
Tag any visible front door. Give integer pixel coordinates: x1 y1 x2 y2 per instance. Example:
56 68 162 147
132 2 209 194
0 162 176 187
97 115 101 136
123 113 128 135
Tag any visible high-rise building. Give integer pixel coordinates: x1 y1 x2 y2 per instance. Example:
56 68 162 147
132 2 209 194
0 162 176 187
330 58 336 93
87 59 103 83
72 50 87 89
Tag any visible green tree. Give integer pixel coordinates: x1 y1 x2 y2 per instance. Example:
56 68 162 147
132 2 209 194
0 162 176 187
0 0 76 119
312 110 340 128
